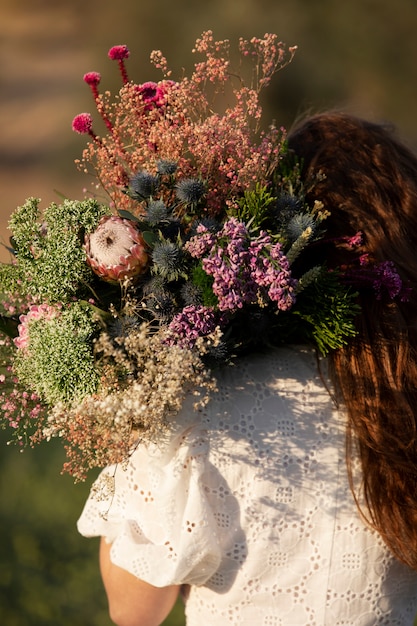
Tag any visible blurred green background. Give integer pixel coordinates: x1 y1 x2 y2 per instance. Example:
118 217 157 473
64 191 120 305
1 0 417 623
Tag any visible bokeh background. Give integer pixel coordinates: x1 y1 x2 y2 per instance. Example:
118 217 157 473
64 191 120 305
1 0 417 623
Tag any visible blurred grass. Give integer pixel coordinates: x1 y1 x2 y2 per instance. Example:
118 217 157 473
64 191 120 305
0 429 185 625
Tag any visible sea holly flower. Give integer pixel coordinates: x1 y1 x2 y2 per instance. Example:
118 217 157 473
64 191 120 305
85 215 149 283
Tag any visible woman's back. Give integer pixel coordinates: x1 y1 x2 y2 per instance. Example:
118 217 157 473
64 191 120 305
78 346 417 625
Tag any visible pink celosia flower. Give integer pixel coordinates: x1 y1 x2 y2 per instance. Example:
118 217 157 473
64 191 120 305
14 304 62 350
85 215 149 283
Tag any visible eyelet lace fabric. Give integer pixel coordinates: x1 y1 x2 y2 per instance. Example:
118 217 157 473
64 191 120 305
78 346 417 625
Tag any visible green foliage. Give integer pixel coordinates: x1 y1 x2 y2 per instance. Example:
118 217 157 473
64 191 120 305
14 302 100 406
0 429 186 626
191 263 218 307
231 184 276 232
292 270 360 355
6 197 107 304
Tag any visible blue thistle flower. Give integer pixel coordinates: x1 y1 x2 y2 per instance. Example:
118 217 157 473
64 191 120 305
146 200 169 226
180 281 203 306
286 213 316 241
176 178 206 205
156 159 178 176
130 170 159 199
146 290 177 321
189 217 221 237
273 193 304 225
108 316 140 339
152 241 183 280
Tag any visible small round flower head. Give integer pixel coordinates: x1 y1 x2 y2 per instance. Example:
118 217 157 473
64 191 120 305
146 289 177 321
83 72 101 86
286 213 316 241
156 159 178 176
130 171 159 199
108 315 139 339
108 45 130 60
176 178 206 205
146 200 169 226
180 281 203 307
72 112 94 134
152 241 182 279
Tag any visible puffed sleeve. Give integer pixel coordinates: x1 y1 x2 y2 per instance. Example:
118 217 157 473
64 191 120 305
77 414 223 587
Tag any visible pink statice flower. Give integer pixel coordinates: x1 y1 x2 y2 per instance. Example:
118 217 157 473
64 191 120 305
186 218 297 313
72 113 101 141
83 71 101 99
166 305 219 349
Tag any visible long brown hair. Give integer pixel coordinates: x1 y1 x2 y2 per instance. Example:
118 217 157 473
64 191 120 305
287 112 417 569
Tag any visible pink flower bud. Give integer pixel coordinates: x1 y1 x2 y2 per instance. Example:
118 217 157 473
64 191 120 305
72 112 94 134
83 71 101 86
108 45 130 60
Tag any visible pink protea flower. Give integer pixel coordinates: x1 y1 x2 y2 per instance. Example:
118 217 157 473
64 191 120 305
85 215 149 283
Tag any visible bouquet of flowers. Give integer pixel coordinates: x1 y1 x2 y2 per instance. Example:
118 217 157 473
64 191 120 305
0 32 383 480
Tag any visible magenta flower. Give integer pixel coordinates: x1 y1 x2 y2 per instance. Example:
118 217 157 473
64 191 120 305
72 112 94 134
85 215 149 283
108 45 130 84
108 45 130 61
83 71 101 86
166 305 219 348
135 81 166 110
83 72 101 99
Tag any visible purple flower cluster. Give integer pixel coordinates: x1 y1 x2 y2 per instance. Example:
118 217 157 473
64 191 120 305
166 305 218 348
372 260 407 300
186 218 297 312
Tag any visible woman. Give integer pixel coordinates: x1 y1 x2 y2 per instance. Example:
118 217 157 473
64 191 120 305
78 113 417 625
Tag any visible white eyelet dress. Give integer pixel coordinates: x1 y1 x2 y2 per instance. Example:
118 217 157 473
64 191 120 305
78 346 417 625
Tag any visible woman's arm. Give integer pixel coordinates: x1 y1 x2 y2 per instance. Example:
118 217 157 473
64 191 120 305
99 537 181 626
